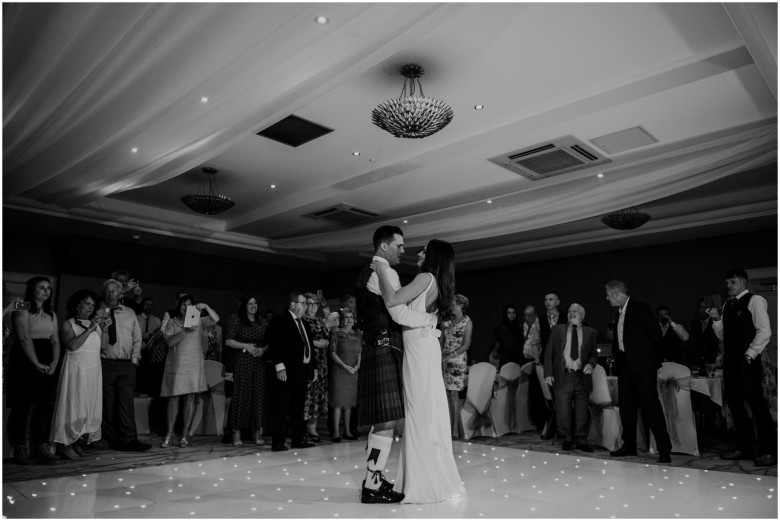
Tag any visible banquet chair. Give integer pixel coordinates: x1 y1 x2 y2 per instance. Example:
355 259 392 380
491 362 534 436
534 363 556 439
650 362 699 456
587 364 622 451
461 362 498 440
193 360 227 436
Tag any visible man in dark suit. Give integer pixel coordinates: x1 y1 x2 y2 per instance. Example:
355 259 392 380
267 291 316 452
543 303 598 452
605 280 672 464
538 292 567 439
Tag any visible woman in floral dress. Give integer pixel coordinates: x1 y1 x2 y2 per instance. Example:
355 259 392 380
302 293 330 441
440 294 473 439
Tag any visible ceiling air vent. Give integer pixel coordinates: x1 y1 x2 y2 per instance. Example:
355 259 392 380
488 135 612 180
304 203 386 227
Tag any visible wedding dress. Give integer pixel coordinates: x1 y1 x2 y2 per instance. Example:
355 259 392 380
392 273 466 503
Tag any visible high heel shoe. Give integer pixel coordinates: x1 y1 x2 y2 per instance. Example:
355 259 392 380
306 433 321 443
254 432 265 446
179 437 189 448
160 436 172 448
232 431 243 447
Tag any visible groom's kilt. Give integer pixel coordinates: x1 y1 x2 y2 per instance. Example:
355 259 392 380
357 330 404 426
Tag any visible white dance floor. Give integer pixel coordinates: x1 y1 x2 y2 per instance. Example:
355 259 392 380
3 440 776 518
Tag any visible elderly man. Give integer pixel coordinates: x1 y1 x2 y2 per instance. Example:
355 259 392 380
606 280 671 464
98 279 150 451
544 303 598 452
710 268 775 467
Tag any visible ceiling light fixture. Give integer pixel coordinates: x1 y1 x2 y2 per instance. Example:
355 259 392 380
180 167 235 215
601 206 651 230
474 104 484 110
314 16 329 24
352 151 360 156
372 64 453 139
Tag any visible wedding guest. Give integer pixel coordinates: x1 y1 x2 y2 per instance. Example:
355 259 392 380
657 305 689 363
440 294 472 439
225 295 269 446
328 308 362 441
160 294 218 448
51 289 103 459
110 270 144 314
490 305 523 366
690 298 720 364
302 293 330 442
8 276 61 464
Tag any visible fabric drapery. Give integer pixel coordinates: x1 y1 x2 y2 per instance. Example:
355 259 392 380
462 396 493 432
657 375 691 444
494 373 522 432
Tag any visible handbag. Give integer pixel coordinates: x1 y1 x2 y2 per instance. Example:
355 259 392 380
147 327 168 363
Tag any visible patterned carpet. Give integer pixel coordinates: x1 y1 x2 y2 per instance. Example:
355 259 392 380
3 428 775 484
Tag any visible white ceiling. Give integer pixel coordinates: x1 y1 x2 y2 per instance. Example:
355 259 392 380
3 3 777 271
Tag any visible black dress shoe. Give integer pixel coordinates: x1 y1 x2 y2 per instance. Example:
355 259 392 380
721 449 754 460
561 440 573 451
610 447 637 457
271 445 288 452
755 454 777 467
576 444 594 453
658 452 672 463
332 437 341 443
291 442 315 449
343 434 359 441
360 481 404 504
119 439 152 452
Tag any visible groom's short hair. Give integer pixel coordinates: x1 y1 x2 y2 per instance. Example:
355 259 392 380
372 225 403 251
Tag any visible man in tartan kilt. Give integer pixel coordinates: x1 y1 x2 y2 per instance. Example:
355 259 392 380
356 226 436 504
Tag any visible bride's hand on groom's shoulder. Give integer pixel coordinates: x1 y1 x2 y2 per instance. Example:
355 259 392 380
369 261 386 273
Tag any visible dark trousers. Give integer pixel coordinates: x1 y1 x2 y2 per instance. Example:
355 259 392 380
101 359 139 444
618 370 672 453
7 397 53 446
553 371 589 443
724 354 775 455
272 373 309 448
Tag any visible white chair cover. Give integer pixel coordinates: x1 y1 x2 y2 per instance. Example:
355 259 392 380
587 364 622 451
461 362 498 440
492 362 532 436
650 362 699 456
534 363 556 437
193 360 227 436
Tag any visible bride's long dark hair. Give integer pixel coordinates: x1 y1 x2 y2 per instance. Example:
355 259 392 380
420 239 455 322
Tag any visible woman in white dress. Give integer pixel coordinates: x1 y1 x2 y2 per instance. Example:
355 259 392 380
373 239 466 504
50 289 103 459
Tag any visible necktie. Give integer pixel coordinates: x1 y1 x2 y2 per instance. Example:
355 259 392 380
108 308 117 344
570 325 579 361
296 318 310 360
617 308 625 352
145 315 150 334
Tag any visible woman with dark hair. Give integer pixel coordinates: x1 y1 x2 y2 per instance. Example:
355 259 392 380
328 307 362 442
224 294 269 446
160 294 219 448
9 276 61 464
490 304 523 367
50 289 103 459
440 293 472 439
373 239 465 503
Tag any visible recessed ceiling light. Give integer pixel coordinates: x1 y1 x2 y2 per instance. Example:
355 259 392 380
597 172 604 178
474 104 484 110
201 97 209 103
403 220 408 224
131 147 138 153
314 16 329 25
270 184 276 189
486 199 493 204
352 151 360 156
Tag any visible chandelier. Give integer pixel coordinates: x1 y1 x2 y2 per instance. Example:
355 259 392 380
601 207 651 230
372 64 454 139
180 167 235 215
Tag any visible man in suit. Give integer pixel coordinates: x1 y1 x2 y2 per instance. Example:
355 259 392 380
267 291 316 452
538 292 567 439
605 280 672 464
543 303 598 452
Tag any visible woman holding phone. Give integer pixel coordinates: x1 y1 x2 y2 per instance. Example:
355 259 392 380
160 294 219 448
8 276 61 465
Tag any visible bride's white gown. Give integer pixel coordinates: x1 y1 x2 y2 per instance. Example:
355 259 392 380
392 274 466 503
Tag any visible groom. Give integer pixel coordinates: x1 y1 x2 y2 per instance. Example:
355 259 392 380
356 225 436 504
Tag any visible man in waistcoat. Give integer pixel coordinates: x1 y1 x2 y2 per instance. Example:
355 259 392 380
710 268 775 467
355 225 436 504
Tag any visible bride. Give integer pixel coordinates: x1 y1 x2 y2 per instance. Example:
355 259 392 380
372 239 466 504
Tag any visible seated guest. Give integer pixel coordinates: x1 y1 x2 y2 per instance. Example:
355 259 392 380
440 294 472 439
267 292 316 452
328 308 362 441
9 276 61 464
657 305 689 363
543 303 598 452
98 278 151 451
51 289 103 459
160 294 219 448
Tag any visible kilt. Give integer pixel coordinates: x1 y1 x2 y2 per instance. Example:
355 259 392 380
357 332 404 426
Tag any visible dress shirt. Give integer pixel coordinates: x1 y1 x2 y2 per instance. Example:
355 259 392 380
138 313 161 347
547 312 560 328
100 304 142 362
563 324 583 370
617 297 630 351
366 256 437 329
712 289 772 359
522 319 542 359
